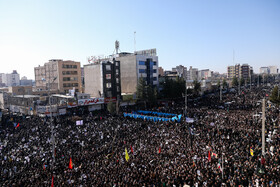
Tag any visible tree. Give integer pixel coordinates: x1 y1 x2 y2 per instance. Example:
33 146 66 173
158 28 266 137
161 76 185 99
222 79 228 89
107 101 116 114
147 85 157 106
217 80 221 88
240 77 245 86
136 77 147 101
232 77 238 87
270 86 280 105
193 79 201 96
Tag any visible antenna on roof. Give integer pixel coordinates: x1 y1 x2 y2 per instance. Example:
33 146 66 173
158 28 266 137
115 40 120 54
134 31 136 52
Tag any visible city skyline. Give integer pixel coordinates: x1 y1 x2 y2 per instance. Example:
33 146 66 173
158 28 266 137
0 0 279 79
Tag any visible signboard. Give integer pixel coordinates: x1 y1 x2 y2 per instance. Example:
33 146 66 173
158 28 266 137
105 97 117 103
58 108 66 115
36 105 57 114
88 104 102 111
76 120 83 126
78 98 104 106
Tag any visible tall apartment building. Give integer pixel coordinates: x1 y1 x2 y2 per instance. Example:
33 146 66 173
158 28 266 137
260 67 269 74
34 59 82 94
227 64 252 80
186 66 198 80
198 69 212 80
268 66 278 74
227 66 235 79
1 70 20 87
84 59 121 99
115 49 159 94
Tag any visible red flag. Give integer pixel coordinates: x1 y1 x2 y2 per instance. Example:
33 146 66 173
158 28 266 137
265 94 269 97
130 145 133 154
15 123 20 129
43 164 46 170
69 157 73 169
208 151 211 161
51 175 54 187
158 147 161 154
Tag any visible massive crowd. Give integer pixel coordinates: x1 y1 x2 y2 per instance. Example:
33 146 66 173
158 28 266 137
0 86 280 186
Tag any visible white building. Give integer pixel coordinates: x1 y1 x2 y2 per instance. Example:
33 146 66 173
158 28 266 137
115 49 159 94
198 69 212 80
1 70 20 87
186 66 198 80
268 66 278 74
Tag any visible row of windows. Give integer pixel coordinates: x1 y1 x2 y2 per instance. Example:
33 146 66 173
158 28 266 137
63 83 79 87
139 69 157 73
138 61 157 66
62 64 77 69
63 77 78 81
62 71 78 75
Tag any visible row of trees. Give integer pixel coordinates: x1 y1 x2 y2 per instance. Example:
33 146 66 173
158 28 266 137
270 86 280 105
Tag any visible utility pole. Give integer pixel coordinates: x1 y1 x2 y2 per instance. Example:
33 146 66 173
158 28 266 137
262 98 265 155
184 81 187 116
250 73 252 90
220 84 222 101
258 74 260 87
222 153 224 179
238 77 241 95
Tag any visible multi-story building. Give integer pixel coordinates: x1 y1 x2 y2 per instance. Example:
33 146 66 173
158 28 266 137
158 67 164 77
34 59 82 94
84 59 121 99
227 66 235 79
172 65 187 79
268 66 278 74
260 67 269 74
227 64 252 80
198 69 213 80
186 66 198 80
1 70 20 87
20 76 33 86
115 49 159 94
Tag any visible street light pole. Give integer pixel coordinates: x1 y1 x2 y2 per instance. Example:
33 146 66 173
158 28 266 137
262 98 265 156
184 81 187 116
220 84 222 101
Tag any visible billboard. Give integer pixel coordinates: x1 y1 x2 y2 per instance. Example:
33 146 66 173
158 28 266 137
78 98 104 106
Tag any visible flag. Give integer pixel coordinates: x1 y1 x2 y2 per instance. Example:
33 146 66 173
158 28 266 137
69 157 73 169
218 161 222 172
125 148 129 162
51 175 54 187
43 164 46 170
212 152 218 158
158 147 161 154
130 146 134 154
192 160 195 167
208 151 211 161
15 123 20 129
250 147 254 156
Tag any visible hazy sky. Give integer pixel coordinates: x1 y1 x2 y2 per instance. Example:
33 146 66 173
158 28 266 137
0 0 279 79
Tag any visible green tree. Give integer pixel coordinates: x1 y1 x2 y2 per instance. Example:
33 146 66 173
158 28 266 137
240 77 245 86
222 79 228 88
107 101 116 114
232 77 238 87
217 80 221 88
270 86 280 105
193 79 201 96
136 77 147 100
147 85 157 106
162 76 185 99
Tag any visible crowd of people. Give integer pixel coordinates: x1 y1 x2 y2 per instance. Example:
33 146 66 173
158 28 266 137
0 85 280 186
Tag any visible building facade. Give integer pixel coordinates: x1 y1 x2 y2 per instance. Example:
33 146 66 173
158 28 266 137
20 76 33 86
34 59 82 94
260 67 269 74
228 64 252 80
268 66 278 74
84 59 121 99
1 70 20 87
115 49 159 94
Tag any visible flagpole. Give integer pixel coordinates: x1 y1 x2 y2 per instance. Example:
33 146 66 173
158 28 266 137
222 153 224 180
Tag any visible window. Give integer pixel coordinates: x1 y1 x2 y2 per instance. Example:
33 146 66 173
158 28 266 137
106 83 112 88
153 61 157 66
106 65 111 71
107 91 112 97
153 69 157 73
116 69 119 75
115 62 119 66
117 86 120 92
139 61 146 65
116 78 119 83
73 65 77 68
153 77 157 81
106 74 111 79
139 69 146 73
